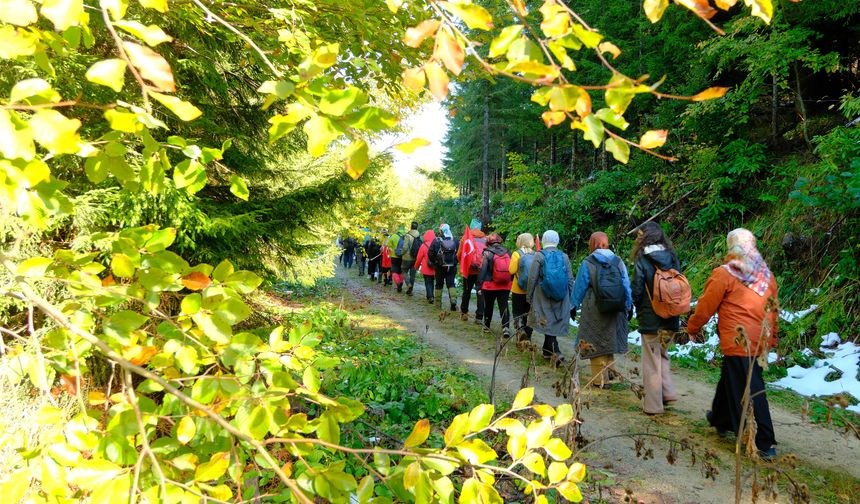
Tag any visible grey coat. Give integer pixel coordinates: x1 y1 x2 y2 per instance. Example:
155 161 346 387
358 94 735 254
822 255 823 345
526 247 575 337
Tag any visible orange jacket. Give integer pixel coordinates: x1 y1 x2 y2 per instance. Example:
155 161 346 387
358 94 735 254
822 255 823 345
687 267 779 357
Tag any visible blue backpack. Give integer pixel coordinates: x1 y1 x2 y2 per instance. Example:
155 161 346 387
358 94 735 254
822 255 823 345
540 250 569 301
516 249 535 291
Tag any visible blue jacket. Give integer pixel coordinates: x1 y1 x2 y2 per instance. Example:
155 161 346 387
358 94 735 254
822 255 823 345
571 249 632 311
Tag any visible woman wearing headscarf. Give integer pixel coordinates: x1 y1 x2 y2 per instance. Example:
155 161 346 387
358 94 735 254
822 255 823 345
413 229 437 304
509 233 535 341
428 223 459 311
527 230 575 363
687 228 779 459
631 222 681 414
571 231 632 388
477 233 512 337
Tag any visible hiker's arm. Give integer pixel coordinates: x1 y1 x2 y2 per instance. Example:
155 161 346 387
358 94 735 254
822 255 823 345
477 251 491 287
687 268 728 338
570 261 590 309
631 259 645 307
620 260 633 311
509 251 519 275
527 253 541 301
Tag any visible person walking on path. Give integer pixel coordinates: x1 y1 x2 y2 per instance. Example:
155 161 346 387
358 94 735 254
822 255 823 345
387 226 406 292
428 223 459 312
365 236 381 282
380 230 392 286
356 235 367 277
631 222 683 414
342 236 357 269
458 227 486 324
571 231 632 388
400 221 422 296
414 229 437 304
509 233 536 342
477 234 513 338
527 230 575 363
687 228 779 459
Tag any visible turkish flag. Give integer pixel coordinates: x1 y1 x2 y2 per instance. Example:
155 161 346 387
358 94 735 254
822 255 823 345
535 232 541 252
459 226 475 277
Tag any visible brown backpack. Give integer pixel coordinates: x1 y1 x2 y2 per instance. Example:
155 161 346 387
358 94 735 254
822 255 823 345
647 267 692 318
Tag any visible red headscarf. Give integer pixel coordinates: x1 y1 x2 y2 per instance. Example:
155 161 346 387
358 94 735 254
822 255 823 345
588 231 609 253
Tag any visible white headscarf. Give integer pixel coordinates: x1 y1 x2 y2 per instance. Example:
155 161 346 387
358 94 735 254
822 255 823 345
542 230 560 248
439 223 453 239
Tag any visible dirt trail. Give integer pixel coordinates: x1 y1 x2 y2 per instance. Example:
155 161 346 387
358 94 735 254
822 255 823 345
336 269 859 504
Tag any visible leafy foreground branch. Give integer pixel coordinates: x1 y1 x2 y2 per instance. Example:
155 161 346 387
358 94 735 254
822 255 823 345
0 227 585 503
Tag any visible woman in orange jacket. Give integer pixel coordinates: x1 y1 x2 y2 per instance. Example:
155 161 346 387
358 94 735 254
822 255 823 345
687 228 779 459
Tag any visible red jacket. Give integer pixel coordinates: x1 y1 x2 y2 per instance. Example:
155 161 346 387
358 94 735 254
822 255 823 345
414 230 436 276
381 245 391 268
687 267 779 357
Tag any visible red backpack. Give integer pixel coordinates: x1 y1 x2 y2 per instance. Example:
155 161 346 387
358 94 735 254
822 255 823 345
492 252 512 285
468 239 487 274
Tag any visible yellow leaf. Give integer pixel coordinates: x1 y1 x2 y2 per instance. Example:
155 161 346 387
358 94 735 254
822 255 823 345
522 452 546 477
566 462 586 482
489 25 523 58
40 0 83 31
511 0 528 16
424 61 449 101
345 139 370 180
113 20 173 46
548 461 567 484
124 41 175 92
439 1 494 30
456 438 497 464
436 28 464 76
744 0 773 24
539 0 569 38
403 19 440 48
86 59 127 92
138 0 167 12
403 418 430 447
149 91 202 121
29 109 81 154
402 67 425 91
639 129 668 148
512 387 534 409
394 137 431 154
675 0 717 19
102 0 128 19
385 0 403 13
303 114 340 157
557 481 583 502
598 41 621 59
643 0 669 23
605 137 630 164
507 432 526 460
715 0 738 9
194 452 229 482
0 0 37 26
691 86 729 101
177 416 196 444
543 110 567 128
0 109 35 160
493 417 525 436
0 26 38 59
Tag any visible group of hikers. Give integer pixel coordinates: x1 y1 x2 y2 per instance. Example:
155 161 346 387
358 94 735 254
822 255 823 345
342 222 780 459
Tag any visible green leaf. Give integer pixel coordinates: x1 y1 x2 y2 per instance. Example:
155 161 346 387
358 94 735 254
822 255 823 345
195 452 229 482
113 20 172 46
229 174 249 201
581 114 605 148
319 86 365 116
110 253 136 278
16 256 52 277
344 139 370 180
506 37 542 64
594 108 629 130
439 1 493 30
149 91 202 121
173 159 207 194
342 106 398 131
549 86 582 112
317 412 340 445
357 475 375 504
175 345 198 374
605 137 630 164
223 270 262 293
257 80 294 99
303 115 341 157
176 416 196 445
247 406 271 440
571 23 602 48
192 312 232 344
191 377 219 404
443 412 468 446
467 404 494 431
10 78 60 104
512 388 534 409
403 418 430 447
103 310 148 345
303 366 321 392
144 227 176 252
489 25 523 58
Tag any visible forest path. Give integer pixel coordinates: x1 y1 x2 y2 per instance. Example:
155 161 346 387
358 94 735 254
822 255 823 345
335 268 858 504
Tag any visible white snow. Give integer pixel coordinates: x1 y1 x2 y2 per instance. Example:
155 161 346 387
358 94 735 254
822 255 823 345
774 341 860 413
820 332 841 348
780 304 818 323
569 318 579 328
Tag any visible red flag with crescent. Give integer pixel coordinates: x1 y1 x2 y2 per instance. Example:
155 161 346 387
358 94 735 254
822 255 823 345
535 232 541 252
460 226 475 277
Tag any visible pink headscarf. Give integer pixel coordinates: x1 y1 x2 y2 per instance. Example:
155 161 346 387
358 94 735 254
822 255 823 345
722 228 771 296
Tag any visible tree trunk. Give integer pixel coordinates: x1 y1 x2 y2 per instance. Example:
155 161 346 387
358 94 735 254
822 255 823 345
570 135 576 178
482 94 490 226
501 144 507 193
550 132 557 166
793 62 811 148
532 141 538 165
771 72 778 144
601 141 607 170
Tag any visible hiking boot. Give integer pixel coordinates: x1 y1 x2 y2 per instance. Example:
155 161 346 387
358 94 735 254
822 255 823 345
758 447 777 461
460 312 468 321
450 302 457 312
473 316 482 325
396 284 402 293
406 287 413 296
428 298 435 304
706 410 731 437
503 327 511 339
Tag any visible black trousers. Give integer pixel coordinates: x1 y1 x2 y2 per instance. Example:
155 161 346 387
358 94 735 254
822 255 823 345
709 356 777 450
483 289 510 329
367 258 379 279
390 257 403 275
542 335 561 357
460 274 484 318
434 267 456 289
423 273 435 301
511 292 533 338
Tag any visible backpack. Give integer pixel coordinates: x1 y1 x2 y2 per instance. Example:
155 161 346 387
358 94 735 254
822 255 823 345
585 255 627 313
438 238 457 267
647 266 692 318
516 249 535 291
491 251 512 285
408 233 422 260
395 235 406 257
468 239 487 274
539 250 569 301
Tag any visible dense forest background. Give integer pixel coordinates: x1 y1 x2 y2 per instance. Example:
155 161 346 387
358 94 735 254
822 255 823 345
417 0 860 345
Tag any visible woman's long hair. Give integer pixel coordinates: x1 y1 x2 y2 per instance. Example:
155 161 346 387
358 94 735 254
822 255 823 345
630 221 675 260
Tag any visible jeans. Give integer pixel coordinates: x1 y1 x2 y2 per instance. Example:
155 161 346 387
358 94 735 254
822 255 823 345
511 292 533 338
482 289 510 329
460 274 484 318
434 267 456 289
423 274 435 301
402 260 416 288
344 249 354 268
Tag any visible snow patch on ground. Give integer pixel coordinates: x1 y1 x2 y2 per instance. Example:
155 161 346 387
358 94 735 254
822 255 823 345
774 336 860 414
780 304 818 323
